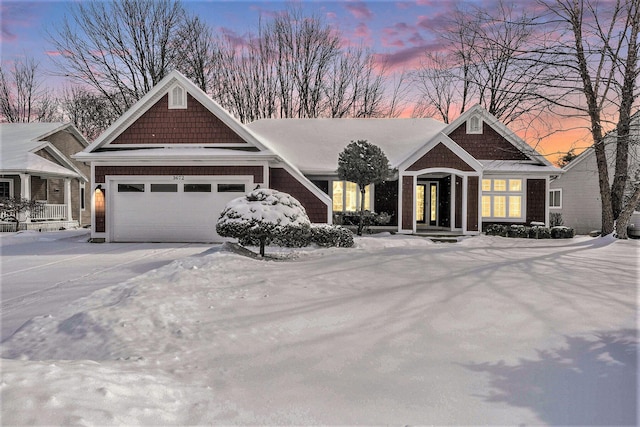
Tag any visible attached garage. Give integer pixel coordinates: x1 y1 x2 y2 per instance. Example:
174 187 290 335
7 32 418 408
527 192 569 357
109 176 253 242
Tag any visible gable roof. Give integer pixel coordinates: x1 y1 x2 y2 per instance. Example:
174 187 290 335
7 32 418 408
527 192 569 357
442 105 555 167
247 118 447 174
81 70 271 153
0 123 87 180
563 111 640 172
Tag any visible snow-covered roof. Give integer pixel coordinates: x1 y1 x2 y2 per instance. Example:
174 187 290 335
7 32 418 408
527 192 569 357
247 118 447 174
481 160 562 174
0 123 84 178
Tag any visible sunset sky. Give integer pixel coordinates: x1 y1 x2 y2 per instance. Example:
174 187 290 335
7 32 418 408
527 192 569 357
1 0 600 163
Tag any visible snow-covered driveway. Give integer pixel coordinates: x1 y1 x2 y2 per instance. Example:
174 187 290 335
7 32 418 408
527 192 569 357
1 233 638 425
0 230 212 341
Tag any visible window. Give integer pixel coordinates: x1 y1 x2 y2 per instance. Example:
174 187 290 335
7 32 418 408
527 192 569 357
467 115 483 134
549 189 562 208
80 184 86 210
482 178 524 219
217 184 245 193
118 183 145 192
169 84 187 109
151 184 178 192
0 179 12 198
185 184 212 193
332 181 371 212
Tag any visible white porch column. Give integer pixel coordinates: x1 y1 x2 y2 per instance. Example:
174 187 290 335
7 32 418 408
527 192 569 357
19 173 31 223
462 175 468 233
64 178 72 221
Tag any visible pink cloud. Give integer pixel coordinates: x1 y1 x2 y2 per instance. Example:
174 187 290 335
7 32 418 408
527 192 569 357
344 1 374 20
0 2 36 43
396 2 413 10
354 22 372 39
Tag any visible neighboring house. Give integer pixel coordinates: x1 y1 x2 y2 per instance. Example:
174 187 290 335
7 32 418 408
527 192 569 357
0 123 91 231
74 70 561 243
549 113 640 234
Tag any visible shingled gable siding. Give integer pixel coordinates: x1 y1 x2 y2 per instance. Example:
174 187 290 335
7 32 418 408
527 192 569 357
406 143 475 172
402 176 413 230
526 179 546 223
268 168 328 223
111 94 247 145
94 166 264 184
466 176 479 231
448 122 529 161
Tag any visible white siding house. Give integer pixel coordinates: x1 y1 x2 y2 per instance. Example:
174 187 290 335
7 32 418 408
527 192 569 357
549 114 640 234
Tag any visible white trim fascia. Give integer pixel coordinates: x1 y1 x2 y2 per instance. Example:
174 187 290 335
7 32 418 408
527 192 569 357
31 142 89 182
398 134 484 173
402 167 481 177
73 150 276 164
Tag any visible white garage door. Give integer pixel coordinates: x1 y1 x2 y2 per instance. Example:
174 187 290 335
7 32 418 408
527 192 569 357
110 177 251 242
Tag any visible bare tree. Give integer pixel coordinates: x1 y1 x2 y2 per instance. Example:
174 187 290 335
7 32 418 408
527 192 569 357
539 0 640 237
0 56 59 123
413 0 552 128
60 86 120 141
48 0 186 116
174 14 216 93
208 7 394 122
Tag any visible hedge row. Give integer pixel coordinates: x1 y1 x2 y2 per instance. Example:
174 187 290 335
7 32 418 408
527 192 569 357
485 224 575 239
238 224 354 248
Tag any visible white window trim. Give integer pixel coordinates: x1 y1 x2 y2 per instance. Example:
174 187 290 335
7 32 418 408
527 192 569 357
0 178 14 198
466 115 483 134
331 180 373 213
549 188 562 209
168 84 187 109
482 177 525 221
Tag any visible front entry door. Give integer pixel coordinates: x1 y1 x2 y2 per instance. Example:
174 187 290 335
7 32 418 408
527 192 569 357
416 182 438 226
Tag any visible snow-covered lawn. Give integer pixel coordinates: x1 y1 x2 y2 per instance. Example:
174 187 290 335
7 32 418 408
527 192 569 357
1 234 637 425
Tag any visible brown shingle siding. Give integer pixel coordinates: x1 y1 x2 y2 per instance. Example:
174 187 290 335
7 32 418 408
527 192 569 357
467 176 479 231
526 179 546 223
402 176 413 230
95 165 264 184
111 94 248 145
269 168 328 223
448 122 529 160
407 143 475 171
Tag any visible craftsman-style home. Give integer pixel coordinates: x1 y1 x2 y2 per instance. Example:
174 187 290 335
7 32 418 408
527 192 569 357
74 70 560 242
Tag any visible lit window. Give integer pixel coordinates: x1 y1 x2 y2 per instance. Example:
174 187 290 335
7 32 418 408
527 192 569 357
332 181 371 212
482 196 491 217
509 179 522 192
416 185 425 222
494 196 506 217
509 196 522 218
482 177 524 219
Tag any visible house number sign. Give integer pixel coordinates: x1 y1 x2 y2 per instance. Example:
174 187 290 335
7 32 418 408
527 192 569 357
173 175 185 180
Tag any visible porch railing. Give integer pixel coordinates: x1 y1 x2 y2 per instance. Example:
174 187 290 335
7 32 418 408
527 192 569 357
1 204 68 221
32 204 68 221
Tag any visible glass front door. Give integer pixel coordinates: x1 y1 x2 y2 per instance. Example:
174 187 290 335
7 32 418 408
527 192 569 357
416 182 438 226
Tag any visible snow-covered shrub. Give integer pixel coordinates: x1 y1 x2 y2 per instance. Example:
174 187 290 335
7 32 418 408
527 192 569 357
310 224 354 247
529 226 551 239
485 224 508 236
551 226 575 239
508 224 529 238
216 189 311 257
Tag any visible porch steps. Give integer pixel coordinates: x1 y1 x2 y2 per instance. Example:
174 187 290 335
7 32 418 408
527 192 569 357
414 233 465 243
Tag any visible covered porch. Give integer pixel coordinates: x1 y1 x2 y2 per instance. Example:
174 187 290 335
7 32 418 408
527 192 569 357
399 169 481 236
